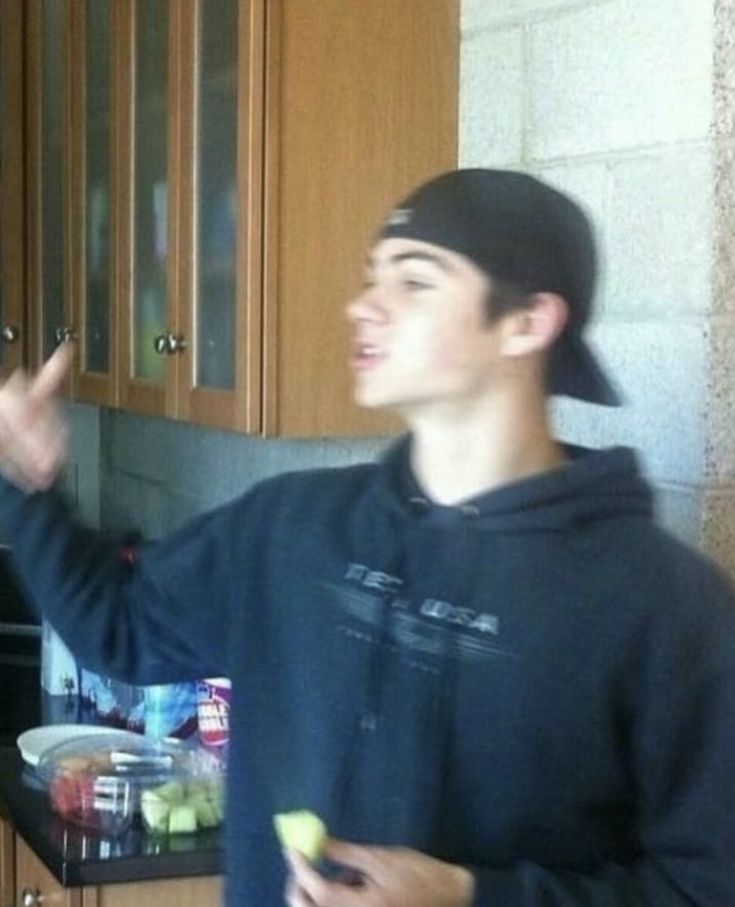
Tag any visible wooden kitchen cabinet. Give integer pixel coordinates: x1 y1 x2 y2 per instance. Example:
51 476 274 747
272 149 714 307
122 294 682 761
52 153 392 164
24 0 458 436
262 0 459 437
0 815 14 907
0 0 27 379
15 835 221 907
66 0 264 431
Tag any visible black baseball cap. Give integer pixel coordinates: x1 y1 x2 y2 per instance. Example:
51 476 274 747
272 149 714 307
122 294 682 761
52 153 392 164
378 168 621 407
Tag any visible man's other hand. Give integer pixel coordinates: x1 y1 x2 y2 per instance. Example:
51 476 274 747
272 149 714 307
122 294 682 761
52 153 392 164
284 838 475 907
0 344 72 492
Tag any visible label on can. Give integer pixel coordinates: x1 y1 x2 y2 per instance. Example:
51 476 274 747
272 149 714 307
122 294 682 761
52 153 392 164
197 677 231 755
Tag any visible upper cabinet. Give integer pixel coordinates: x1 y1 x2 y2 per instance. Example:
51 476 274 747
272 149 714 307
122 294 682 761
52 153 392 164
0 0 27 379
68 0 264 431
262 0 458 436
21 0 459 436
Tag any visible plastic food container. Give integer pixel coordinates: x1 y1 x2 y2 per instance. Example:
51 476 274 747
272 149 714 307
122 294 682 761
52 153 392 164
37 733 224 837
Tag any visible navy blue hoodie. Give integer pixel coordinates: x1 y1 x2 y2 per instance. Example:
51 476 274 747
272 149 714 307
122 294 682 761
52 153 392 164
2 440 735 905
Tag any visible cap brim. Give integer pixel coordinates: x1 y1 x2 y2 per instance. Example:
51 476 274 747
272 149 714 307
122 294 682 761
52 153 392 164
548 332 622 406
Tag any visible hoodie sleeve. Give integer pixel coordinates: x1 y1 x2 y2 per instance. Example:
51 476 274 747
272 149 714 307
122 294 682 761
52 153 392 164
467 557 735 907
0 476 256 684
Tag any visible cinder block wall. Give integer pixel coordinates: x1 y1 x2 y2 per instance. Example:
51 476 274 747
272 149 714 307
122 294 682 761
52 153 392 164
462 0 735 573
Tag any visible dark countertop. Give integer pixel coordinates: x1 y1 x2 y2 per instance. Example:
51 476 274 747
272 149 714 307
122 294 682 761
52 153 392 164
0 747 223 887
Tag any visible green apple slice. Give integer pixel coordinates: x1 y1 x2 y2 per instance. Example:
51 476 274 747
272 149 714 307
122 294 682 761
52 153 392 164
273 810 327 862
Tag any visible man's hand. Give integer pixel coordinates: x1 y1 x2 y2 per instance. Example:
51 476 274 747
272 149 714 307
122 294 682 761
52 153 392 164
0 344 72 492
284 838 475 907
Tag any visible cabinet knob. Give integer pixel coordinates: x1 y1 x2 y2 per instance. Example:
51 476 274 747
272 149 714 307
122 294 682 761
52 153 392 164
153 332 187 355
20 887 44 907
1 324 20 343
54 325 77 344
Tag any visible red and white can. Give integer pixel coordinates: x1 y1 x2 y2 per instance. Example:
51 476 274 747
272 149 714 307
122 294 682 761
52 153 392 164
197 677 231 761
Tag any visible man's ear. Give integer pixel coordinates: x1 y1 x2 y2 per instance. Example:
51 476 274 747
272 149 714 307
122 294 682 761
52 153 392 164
500 293 569 358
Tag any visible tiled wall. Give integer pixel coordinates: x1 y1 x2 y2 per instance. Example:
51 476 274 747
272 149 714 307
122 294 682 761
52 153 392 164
461 0 735 568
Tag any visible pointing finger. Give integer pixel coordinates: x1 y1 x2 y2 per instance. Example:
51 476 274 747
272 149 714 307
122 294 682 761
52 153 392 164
29 343 73 404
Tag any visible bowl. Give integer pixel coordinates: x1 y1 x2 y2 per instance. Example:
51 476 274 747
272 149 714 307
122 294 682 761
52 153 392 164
37 733 224 837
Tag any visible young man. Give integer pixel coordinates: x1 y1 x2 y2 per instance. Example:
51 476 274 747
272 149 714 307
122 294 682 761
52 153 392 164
1 170 734 907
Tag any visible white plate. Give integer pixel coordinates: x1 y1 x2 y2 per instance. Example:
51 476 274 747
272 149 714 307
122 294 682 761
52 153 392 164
17 724 143 767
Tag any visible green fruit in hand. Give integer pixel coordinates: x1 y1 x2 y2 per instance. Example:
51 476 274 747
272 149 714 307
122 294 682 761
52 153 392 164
273 810 327 862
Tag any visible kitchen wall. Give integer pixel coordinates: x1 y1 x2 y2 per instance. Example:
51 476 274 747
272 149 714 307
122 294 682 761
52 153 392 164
67 0 735 574
94 407 386 539
462 0 735 572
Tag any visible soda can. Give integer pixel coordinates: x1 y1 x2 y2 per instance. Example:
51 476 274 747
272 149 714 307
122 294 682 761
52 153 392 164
197 677 231 763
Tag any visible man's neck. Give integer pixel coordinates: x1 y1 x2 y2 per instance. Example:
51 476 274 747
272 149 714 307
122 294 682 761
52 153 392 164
405 391 566 506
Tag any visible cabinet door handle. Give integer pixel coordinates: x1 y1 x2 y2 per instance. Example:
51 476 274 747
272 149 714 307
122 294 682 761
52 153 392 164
20 887 44 907
166 333 187 354
1 324 20 343
54 326 77 344
153 332 187 355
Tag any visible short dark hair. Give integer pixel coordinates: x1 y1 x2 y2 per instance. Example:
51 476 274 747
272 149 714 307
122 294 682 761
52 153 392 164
484 276 533 325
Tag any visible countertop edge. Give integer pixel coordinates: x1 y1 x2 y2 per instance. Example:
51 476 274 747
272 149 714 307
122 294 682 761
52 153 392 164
0 748 223 888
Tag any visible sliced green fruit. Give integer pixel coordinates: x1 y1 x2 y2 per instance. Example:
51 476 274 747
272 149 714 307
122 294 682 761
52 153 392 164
153 781 185 804
273 810 327 862
141 790 171 832
168 803 198 834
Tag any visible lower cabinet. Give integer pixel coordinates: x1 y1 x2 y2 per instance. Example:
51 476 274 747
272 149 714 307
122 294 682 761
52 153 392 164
1 816 14 906
9 832 221 907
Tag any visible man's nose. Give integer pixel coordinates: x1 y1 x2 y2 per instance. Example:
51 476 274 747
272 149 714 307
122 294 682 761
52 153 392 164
346 286 389 323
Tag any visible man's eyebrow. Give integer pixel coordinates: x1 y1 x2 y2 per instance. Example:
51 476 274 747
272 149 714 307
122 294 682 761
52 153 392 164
365 250 455 272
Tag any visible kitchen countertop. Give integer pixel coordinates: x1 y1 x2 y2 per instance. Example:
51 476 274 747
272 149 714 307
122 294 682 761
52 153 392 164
0 747 223 887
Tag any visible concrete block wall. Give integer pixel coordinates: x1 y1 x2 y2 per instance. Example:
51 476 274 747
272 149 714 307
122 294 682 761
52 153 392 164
461 0 735 570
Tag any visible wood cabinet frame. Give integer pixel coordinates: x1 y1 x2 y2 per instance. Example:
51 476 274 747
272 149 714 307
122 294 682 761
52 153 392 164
0 0 26 379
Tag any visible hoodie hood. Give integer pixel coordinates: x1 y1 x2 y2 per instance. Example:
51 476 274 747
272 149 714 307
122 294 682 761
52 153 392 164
376 435 654 532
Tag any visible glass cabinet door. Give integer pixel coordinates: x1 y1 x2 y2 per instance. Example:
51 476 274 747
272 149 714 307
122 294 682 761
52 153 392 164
178 0 264 431
72 0 115 403
131 0 169 386
115 0 264 427
26 0 72 372
84 0 112 375
0 0 25 378
41 1 67 361
194 0 238 391
117 0 173 416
